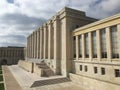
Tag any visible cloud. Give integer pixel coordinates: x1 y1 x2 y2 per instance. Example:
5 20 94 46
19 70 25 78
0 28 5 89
0 13 46 46
86 0 120 18
0 34 25 47
0 0 120 47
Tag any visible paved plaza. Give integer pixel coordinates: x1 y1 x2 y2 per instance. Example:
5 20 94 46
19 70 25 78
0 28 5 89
3 66 22 90
3 65 86 90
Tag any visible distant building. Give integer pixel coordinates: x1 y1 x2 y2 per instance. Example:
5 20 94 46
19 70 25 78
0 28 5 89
0 46 25 65
19 7 120 90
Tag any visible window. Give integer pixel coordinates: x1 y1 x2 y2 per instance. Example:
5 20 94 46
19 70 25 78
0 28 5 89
79 35 82 58
94 67 98 74
92 31 97 58
80 65 82 71
110 25 119 58
115 69 120 77
85 66 88 72
73 36 76 58
100 29 107 58
101 67 105 75
85 33 89 58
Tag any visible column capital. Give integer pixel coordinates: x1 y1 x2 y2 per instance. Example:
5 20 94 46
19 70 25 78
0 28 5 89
53 15 59 21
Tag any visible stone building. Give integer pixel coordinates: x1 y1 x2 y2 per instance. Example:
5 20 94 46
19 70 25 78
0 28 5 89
0 46 25 65
71 12 120 90
19 7 120 90
26 7 97 76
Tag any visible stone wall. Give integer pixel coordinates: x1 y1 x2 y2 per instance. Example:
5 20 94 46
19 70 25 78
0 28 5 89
33 63 43 76
69 73 120 90
18 60 33 72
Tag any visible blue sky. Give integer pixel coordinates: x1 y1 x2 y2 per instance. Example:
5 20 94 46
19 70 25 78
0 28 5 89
7 0 14 3
0 0 120 47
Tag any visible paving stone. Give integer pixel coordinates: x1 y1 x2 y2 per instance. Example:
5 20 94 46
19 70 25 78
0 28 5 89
8 65 86 90
2 65 22 90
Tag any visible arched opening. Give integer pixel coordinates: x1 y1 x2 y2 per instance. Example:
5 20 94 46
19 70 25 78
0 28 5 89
1 59 7 65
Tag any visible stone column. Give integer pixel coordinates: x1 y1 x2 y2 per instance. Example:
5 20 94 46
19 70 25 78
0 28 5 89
46 25 48 59
28 36 30 58
48 21 52 60
51 22 54 59
36 31 37 58
33 31 36 58
33 32 34 58
38 29 41 59
117 24 120 58
29 35 30 58
53 16 60 74
96 30 101 61
36 31 38 59
43 24 47 59
40 27 43 59
76 36 79 60
26 37 28 58
88 32 92 60
32 33 34 58
36 29 40 59
30 34 32 58
42 29 44 59
106 27 112 61
82 34 85 60
31 34 33 58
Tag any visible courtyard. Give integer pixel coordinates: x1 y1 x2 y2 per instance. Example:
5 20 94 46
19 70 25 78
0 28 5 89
2 65 86 90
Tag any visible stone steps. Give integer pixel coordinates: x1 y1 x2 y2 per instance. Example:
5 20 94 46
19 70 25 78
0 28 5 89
36 62 55 77
43 69 55 77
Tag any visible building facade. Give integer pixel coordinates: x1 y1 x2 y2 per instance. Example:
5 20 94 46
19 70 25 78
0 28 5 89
25 7 120 90
26 7 97 76
71 13 120 90
0 46 25 65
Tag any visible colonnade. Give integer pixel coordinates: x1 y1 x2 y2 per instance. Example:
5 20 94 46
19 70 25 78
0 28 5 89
73 24 120 61
27 16 60 61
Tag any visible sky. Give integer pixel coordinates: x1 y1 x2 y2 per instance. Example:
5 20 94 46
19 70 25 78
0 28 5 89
0 0 120 47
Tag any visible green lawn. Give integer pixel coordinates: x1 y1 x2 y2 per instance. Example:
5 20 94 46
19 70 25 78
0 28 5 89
0 66 2 70
0 70 2 74
0 75 3 81
0 83 4 90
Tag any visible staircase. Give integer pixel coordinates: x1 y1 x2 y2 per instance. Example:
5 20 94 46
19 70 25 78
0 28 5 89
35 62 54 77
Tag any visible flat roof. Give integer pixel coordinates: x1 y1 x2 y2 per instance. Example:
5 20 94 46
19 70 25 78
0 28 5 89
73 13 120 33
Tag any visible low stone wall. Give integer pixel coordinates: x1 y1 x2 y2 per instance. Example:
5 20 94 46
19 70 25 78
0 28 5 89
33 63 43 76
18 60 33 72
69 73 120 90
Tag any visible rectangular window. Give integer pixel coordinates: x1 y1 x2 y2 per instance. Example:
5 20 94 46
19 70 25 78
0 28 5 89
115 69 120 77
100 29 107 58
110 25 119 58
80 65 82 71
94 67 98 74
73 36 76 58
85 33 89 58
101 67 105 75
92 31 97 58
85 66 88 72
79 35 82 58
